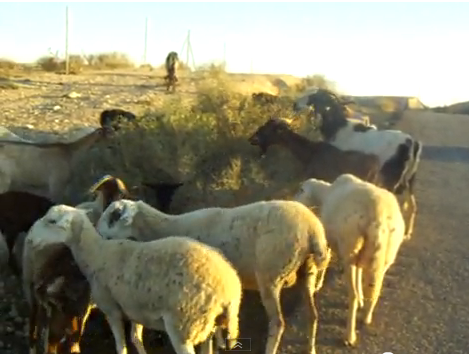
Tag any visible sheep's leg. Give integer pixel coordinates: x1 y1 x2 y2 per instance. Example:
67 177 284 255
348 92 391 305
162 314 196 354
303 271 319 354
130 322 147 354
403 192 417 239
356 267 364 309
214 328 225 350
28 296 38 354
362 269 385 326
42 306 53 354
344 265 359 347
257 278 284 354
199 335 214 354
106 315 128 354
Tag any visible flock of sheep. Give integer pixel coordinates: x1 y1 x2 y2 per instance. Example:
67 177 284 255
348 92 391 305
0 85 423 354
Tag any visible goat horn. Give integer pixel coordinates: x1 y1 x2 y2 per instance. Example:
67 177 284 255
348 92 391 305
89 174 114 193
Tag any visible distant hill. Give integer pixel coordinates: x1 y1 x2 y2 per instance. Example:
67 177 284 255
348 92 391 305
432 101 469 115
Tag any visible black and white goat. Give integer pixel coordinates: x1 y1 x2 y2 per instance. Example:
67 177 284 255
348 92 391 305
294 89 422 239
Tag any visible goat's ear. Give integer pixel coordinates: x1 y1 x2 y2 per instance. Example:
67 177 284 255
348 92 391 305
46 276 65 295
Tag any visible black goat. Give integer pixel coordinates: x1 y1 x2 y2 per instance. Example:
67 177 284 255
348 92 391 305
99 109 137 132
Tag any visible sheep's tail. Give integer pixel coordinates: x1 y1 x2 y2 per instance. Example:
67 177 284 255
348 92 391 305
309 221 331 272
221 300 240 350
355 221 390 305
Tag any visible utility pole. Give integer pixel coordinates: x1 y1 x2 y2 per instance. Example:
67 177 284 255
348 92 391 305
250 58 253 74
143 17 148 64
65 5 70 75
223 42 226 67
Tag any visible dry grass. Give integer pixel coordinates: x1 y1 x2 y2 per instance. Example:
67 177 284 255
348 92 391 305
66 67 322 211
35 52 135 74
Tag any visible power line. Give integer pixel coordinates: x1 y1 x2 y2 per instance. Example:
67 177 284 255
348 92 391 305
180 30 195 70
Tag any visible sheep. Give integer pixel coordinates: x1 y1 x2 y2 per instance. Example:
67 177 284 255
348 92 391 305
293 173 406 347
294 88 422 239
99 108 137 132
96 198 330 354
0 123 112 202
39 204 243 354
22 175 130 354
248 117 382 186
164 51 180 93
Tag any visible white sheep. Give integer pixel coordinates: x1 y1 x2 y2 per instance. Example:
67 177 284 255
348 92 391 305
293 173 406 347
38 204 243 354
96 199 331 354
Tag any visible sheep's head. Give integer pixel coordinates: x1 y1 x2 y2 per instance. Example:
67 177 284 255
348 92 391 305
96 199 138 241
293 178 331 209
40 205 89 244
248 118 293 156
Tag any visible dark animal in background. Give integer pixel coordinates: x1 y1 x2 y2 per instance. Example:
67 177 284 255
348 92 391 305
164 51 180 93
99 109 137 132
248 117 382 186
252 92 279 105
0 191 55 276
295 88 422 238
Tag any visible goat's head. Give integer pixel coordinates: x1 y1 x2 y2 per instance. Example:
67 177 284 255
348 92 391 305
39 205 88 244
96 199 138 241
99 109 137 133
248 117 293 156
89 174 130 210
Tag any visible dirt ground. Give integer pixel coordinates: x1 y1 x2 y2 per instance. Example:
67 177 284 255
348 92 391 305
1 70 467 353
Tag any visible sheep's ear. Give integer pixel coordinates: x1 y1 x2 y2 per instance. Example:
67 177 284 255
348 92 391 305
56 211 75 230
46 276 65 295
71 213 85 236
121 201 138 226
81 208 95 222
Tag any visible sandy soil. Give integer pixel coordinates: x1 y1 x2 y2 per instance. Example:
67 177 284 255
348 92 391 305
1 70 466 354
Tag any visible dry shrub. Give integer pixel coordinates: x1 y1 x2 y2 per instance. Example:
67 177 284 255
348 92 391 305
0 58 19 71
85 52 135 70
36 52 134 73
36 54 86 74
67 73 320 211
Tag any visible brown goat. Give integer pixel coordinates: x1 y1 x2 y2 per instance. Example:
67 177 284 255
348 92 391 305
33 243 90 354
248 118 382 185
25 175 129 354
